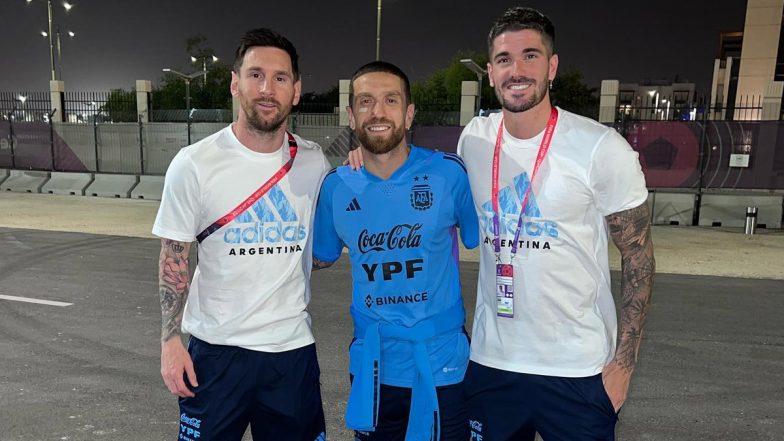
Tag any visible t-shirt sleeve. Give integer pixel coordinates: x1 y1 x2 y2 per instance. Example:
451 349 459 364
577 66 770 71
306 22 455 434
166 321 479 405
452 159 479 249
588 129 649 216
312 173 343 263
151 151 201 242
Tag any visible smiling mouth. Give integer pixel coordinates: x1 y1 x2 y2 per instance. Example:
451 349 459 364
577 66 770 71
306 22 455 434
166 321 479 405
366 124 391 133
507 83 532 91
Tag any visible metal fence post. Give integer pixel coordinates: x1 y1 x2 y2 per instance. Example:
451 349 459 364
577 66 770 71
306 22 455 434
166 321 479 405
139 116 145 175
692 108 709 226
48 110 57 171
8 116 16 169
93 116 100 173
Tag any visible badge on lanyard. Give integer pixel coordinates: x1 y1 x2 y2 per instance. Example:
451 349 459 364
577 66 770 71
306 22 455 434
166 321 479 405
496 263 515 317
491 108 558 318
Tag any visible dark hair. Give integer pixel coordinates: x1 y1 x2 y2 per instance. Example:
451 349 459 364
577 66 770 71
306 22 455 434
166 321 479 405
487 7 555 56
349 61 411 107
233 28 299 80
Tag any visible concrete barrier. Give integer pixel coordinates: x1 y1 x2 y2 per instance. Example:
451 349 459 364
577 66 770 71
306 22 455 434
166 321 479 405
0 169 8 186
0 170 51 193
699 193 783 228
130 175 164 200
85 174 140 198
41 172 94 196
648 191 696 226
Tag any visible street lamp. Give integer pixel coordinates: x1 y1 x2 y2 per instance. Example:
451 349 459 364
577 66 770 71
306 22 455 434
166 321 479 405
163 68 206 145
460 58 487 116
376 0 382 60
27 0 74 81
191 55 219 85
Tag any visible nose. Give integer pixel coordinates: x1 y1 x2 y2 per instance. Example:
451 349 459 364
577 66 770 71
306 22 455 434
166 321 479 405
259 78 271 94
511 58 525 76
368 99 383 117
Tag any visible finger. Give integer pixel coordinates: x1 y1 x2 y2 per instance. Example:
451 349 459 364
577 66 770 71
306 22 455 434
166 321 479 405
184 360 199 389
173 375 195 398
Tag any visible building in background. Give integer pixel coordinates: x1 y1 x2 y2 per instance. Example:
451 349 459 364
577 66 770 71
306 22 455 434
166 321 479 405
710 0 784 120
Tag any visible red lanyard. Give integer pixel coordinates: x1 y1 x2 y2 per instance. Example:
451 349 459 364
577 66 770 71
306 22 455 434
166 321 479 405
196 131 298 243
491 107 558 260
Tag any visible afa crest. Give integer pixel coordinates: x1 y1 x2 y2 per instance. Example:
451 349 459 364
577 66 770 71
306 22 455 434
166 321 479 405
410 176 433 211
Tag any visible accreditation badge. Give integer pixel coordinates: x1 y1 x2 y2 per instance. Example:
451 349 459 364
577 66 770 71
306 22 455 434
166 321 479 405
496 263 514 318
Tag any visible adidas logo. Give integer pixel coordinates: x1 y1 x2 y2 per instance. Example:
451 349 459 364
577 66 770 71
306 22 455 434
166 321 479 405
345 198 362 212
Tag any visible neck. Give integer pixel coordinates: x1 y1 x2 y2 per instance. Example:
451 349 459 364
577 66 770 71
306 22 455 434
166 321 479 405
232 117 287 154
362 142 410 180
503 98 553 140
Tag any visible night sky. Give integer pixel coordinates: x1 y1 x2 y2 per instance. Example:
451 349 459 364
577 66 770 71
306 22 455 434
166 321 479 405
0 0 747 96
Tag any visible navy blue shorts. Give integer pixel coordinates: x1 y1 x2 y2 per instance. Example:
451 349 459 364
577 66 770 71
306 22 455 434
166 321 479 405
463 361 618 441
177 337 326 441
353 381 468 441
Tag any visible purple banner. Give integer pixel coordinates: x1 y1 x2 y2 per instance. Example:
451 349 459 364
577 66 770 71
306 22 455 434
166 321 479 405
0 122 87 171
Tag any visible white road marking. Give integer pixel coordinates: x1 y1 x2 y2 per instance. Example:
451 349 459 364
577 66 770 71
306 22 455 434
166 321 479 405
0 295 73 307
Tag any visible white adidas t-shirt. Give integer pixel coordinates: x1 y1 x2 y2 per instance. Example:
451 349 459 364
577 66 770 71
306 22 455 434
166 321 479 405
152 125 330 352
458 108 648 377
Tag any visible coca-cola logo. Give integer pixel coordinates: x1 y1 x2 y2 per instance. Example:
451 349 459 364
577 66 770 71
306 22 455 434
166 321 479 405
357 223 423 253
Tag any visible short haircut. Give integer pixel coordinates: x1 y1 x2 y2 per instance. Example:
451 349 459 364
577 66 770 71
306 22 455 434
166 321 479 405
233 28 299 80
349 61 411 107
487 7 556 57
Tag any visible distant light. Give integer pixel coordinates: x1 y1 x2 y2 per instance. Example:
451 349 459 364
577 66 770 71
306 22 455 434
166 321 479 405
191 56 197 63
63 2 73 11
17 95 27 103
41 30 48 37
67 30 75 37
647 90 656 97
162 68 172 72
212 55 219 62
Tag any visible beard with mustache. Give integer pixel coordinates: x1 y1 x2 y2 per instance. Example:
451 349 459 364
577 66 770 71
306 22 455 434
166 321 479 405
496 74 549 113
242 96 292 134
355 117 407 155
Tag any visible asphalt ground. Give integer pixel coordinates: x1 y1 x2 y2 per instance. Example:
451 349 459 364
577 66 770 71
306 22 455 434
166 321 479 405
0 227 782 441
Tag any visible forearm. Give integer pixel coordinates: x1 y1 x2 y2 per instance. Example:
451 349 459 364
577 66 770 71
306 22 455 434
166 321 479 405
158 239 192 343
607 203 656 372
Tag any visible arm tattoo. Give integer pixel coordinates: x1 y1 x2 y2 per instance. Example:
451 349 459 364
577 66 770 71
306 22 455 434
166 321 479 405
158 239 192 343
312 257 335 271
607 202 656 373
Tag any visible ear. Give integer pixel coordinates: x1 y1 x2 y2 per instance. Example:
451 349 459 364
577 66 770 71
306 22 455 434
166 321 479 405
230 71 239 97
487 61 495 88
405 103 415 130
292 79 302 106
347 105 356 130
548 54 559 82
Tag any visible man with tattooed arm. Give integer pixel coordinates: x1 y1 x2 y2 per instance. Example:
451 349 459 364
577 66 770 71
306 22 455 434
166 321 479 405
457 7 656 441
153 28 329 441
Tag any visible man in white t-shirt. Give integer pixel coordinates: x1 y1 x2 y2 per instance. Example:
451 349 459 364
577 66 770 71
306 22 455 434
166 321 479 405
153 28 329 441
458 7 656 441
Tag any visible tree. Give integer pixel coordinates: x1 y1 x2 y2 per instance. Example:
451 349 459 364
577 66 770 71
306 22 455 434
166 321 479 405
101 89 137 122
550 67 599 119
100 36 233 122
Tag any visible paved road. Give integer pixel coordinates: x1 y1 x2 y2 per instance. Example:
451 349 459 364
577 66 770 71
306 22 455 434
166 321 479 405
0 228 782 440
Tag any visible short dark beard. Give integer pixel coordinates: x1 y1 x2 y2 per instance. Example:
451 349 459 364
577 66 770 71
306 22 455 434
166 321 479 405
496 76 548 113
242 98 290 135
355 118 406 155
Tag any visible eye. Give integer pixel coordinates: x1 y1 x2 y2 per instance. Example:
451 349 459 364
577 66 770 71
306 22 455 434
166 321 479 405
251 72 261 79
386 97 399 105
360 97 373 106
524 53 538 60
275 75 287 82
496 57 510 65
